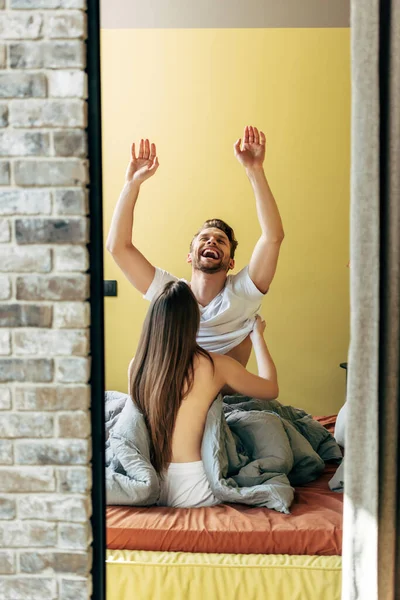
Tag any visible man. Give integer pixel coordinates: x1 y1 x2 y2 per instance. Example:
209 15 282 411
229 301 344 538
106 125 284 367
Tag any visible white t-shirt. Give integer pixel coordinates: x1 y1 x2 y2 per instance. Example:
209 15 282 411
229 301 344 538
144 266 265 354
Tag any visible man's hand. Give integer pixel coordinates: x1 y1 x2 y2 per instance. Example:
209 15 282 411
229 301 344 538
125 138 159 184
106 137 158 295
234 125 265 171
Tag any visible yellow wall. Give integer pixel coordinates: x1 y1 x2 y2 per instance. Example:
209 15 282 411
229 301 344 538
101 28 350 415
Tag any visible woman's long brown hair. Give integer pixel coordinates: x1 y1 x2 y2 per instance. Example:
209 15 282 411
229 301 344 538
129 281 214 475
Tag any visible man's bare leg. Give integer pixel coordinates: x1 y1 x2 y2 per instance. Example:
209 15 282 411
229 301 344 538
221 335 253 395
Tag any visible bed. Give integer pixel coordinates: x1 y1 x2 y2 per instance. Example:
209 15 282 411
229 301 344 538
106 416 343 600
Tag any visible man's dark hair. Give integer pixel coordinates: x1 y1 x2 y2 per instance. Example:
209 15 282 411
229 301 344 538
190 218 238 259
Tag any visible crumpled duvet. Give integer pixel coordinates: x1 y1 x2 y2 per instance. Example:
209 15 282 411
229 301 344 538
105 391 342 514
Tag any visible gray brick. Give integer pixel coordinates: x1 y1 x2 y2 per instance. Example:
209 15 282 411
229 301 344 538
0 247 51 273
54 189 87 215
18 495 89 522
0 551 14 575
14 159 88 186
14 329 89 356
48 70 87 99
54 246 89 272
0 328 9 354
17 274 89 301
0 521 57 547
0 219 10 242
0 413 53 438
15 439 90 465
0 467 55 492
60 578 89 600
20 550 90 575
57 467 91 493
0 304 52 327
58 523 91 550
53 303 89 328
0 577 56 599
0 130 49 156
0 276 11 300
15 385 90 411
0 13 43 39
0 189 51 215
12 0 85 6
0 358 53 382
0 162 9 185
10 99 85 127
54 130 86 157
0 441 12 465
0 387 11 410
46 11 86 38
56 357 90 383
0 333 11 356
10 41 85 69
0 105 7 127
0 391 9 408
0 330 10 355
0 73 46 99
58 411 90 438
16 218 87 244
0 333 8 355
0 497 16 520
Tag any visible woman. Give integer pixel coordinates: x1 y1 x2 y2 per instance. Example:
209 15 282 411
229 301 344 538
129 280 279 508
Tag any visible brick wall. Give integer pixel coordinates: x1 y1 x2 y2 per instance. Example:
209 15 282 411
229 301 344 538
0 2 92 599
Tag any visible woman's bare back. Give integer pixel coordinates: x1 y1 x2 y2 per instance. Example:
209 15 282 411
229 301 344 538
171 354 222 462
128 331 277 465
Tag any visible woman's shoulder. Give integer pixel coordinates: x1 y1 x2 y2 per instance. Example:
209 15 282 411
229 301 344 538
209 352 231 366
191 352 222 400
206 351 231 376
191 351 217 379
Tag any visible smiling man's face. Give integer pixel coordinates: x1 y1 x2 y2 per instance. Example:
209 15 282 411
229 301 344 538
187 227 235 274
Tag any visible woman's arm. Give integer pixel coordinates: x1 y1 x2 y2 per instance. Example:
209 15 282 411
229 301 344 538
213 316 279 399
250 315 278 384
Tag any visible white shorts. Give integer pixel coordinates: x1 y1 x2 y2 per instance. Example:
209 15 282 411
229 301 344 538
158 460 220 508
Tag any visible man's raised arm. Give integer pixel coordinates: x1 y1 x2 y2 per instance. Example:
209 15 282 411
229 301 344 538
106 138 159 295
234 125 284 294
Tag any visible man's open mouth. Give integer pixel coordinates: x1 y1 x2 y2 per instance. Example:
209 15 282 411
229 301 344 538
201 248 220 260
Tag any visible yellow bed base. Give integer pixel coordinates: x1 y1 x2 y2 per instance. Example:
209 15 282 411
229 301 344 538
106 550 342 600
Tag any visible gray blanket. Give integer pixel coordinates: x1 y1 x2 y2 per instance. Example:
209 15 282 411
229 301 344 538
105 391 342 514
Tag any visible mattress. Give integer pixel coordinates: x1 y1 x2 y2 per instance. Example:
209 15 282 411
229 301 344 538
106 550 342 600
107 414 342 555
107 462 342 554
106 415 342 599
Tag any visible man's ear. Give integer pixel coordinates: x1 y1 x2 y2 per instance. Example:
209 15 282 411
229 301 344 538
228 258 235 271
187 252 193 264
